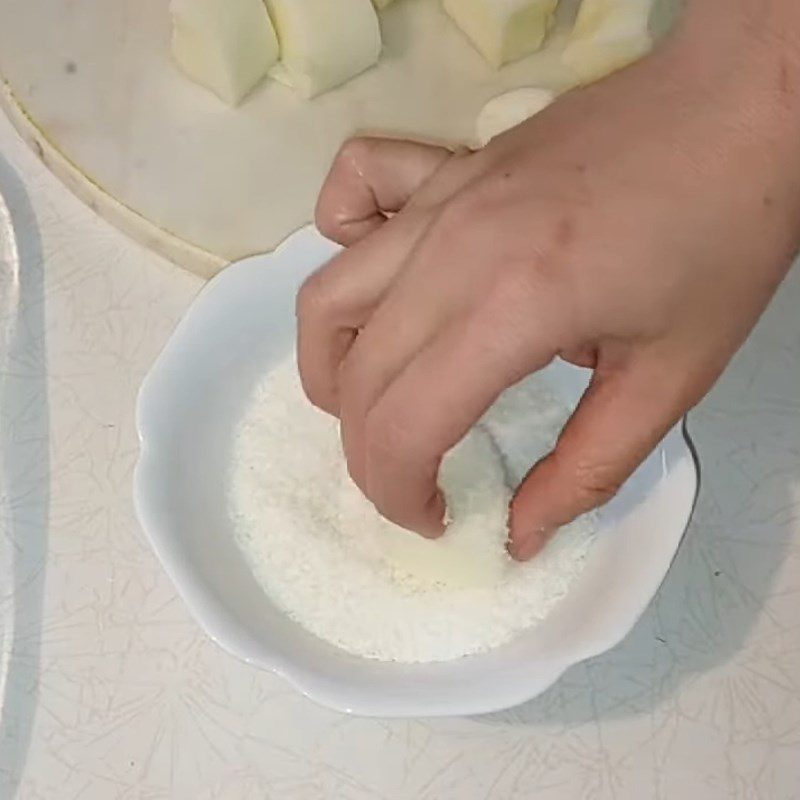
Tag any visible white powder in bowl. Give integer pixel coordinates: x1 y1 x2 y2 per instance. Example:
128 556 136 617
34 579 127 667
227 357 596 663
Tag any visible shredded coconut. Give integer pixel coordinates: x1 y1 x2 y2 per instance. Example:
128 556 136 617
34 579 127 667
228 356 596 662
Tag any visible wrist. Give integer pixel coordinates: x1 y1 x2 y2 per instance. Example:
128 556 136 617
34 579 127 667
639 1 800 250
665 0 800 89
679 0 800 55
654 1 800 146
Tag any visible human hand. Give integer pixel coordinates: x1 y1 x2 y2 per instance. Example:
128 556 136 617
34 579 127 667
297 7 800 560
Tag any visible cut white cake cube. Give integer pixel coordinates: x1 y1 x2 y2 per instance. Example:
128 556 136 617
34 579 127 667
266 0 382 98
562 0 653 84
170 0 279 106
442 0 559 69
476 87 556 145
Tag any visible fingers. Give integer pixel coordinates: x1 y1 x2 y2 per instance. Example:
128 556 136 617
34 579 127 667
315 137 452 246
337 284 459 494
508 356 691 561
351 312 559 537
301 142 491 415
334 214 490 489
297 210 433 414
334 205 494 493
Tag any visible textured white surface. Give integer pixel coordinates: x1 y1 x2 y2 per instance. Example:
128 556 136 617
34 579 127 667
1 106 800 796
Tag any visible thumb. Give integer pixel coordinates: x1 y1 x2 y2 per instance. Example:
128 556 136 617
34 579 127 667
315 137 452 246
508 358 692 561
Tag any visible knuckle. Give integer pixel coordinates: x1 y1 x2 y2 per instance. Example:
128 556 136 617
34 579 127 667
296 348 336 415
336 136 373 167
295 269 330 320
314 196 350 243
568 455 624 508
433 193 484 239
364 405 415 463
315 137 373 238
313 202 339 241
298 369 335 415
422 166 517 250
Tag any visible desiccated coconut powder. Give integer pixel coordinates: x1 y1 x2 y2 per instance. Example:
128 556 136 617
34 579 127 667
227 356 596 663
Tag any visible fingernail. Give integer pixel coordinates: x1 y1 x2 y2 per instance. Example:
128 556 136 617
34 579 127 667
420 491 446 539
509 526 553 562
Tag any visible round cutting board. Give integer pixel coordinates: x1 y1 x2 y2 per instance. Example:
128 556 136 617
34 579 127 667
0 0 678 277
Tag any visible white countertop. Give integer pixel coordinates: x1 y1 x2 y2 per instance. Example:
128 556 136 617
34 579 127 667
1 109 799 799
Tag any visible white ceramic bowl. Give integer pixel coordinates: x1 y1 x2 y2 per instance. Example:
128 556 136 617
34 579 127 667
134 226 698 718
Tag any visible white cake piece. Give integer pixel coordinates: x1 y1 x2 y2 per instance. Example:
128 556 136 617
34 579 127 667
562 0 653 84
266 0 382 98
442 0 559 69
170 0 279 106
379 425 513 590
476 87 556 145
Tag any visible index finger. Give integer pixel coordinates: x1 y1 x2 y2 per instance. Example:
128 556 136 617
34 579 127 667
509 354 698 560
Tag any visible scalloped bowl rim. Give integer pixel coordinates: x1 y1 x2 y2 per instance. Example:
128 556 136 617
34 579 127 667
134 225 699 717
